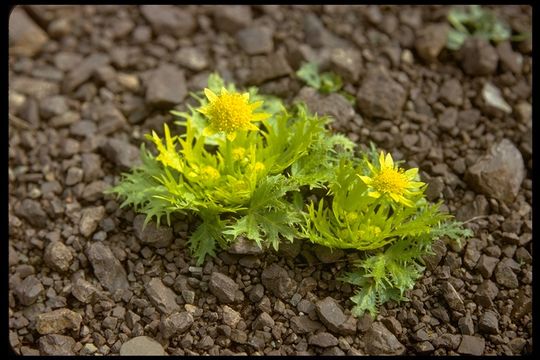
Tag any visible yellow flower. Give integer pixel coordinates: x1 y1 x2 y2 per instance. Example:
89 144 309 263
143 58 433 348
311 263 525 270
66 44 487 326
201 165 220 180
198 87 270 141
358 151 425 207
232 147 246 161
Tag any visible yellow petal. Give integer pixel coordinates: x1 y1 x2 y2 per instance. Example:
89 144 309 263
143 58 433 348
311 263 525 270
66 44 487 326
204 88 217 102
400 197 414 207
226 132 237 141
248 123 259 131
405 168 418 178
367 191 381 198
358 175 373 185
385 152 394 167
221 87 228 94
242 93 250 101
378 151 386 168
202 127 215 136
251 112 270 121
249 100 264 110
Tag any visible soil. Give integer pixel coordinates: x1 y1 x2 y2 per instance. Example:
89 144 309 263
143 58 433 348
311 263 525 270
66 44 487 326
8 5 532 356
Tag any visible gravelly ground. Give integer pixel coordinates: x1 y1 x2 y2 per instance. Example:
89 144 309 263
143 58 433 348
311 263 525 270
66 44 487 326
9 5 532 355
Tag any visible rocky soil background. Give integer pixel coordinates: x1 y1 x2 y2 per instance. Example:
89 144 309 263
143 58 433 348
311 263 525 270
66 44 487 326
8 5 532 355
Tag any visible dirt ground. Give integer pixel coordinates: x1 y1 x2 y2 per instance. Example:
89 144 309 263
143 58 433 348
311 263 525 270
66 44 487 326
9 5 532 355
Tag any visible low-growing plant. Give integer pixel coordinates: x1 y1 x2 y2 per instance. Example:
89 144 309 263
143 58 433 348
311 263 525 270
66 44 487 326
109 73 472 317
296 62 356 105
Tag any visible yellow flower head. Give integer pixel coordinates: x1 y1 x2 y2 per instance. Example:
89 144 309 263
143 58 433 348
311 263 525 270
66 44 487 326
201 165 220 180
358 151 425 207
198 87 270 141
232 147 246 161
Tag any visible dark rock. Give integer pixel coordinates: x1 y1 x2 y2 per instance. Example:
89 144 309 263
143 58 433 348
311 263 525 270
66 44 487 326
65 167 84 186
457 335 485 356
414 341 435 354
79 206 106 237
290 315 323 334
414 23 449 62
101 138 141 170
174 47 208 71
496 41 523 74
16 199 48 228
213 5 253 34
39 95 68 119
35 308 82 334
329 47 362 82
252 312 274 330
133 215 173 248
381 317 402 336
463 242 481 270
303 13 347 48
308 332 338 348
15 275 44 306
433 333 461 350
140 5 196 37
81 153 103 182
313 245 344 264
228 237 263 255
475 280 498 308
261 264 296 299
248 284 264 302
478 310 499 334
509 337 527 354
54 52 83 72
494 261 518 288
97 103 128 135
87 242 129 292
159 312 193 339
145 64 187 107
315 297 347 334
466 139 525 204
236 26 274 55
9 7 49 57
145 278 181 315
442 281 464 311
439 79 463 107
50 112 80 128
458 313 474 335
119 336 166 355
209 272 238 304
38 334 75 356
81 180 108 202
278 239 302 258
197 335 214 350
431 307 450 323
63 53 110 92
248 53 292 85
460 37 498 76
11 76 59 100
476 255 499 279
425 176 444 201
455 195 489 221
71 278 98 303
294 87 355 124
356 69 407 120
512 290 532 320
365 322 406 355
222 305 241 328
44 241 73 272
238 255 261 268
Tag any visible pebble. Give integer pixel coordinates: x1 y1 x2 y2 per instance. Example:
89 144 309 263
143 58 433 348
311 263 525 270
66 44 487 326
86 242 129 292
248 53 292 85
175 47 208 71
494 261 519 289
145 278 181 315
79 206 106 237
330 47 362 82
476 255 499 279
71 278 98 303
261 263 297 300
252 312 274 330
460 37 499 76
39 95 68 119
458 313 475 335
308 332 338 348
290 315 322 334
133 215 173 248
9 8 49 57
15 199 48 228
81 153 103 182
228 237 264 255
140 5 196 37
478 310 499 334
438 78 463 107
43 241 73 272
209 272 238 304
36 308 82 334
11 76 59 100
145 63 187 107
119 336 166 355
482 82 512 114
457 335 485 356
159 312 193 339
248 284 264 302
38 334 75 355
356 69 406 120
213 5 253 34
101 138 141 170
365 322 406 355
294 87 355 125
222 305 242 328
65 167 84 186
315 296 347 334
15 275 44 306
236 26 274 55
442 281 464 311
414 23 449 62
81 180 108 202
496 41 523 74
63 53 110 93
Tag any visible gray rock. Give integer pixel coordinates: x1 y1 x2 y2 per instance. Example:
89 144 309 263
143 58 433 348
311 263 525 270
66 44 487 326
329 47 362 82
11 76 59 100
463 242 481 270
414 341 435 354
175 47 208 71
16 199 48 228
81 153 103 182
228 236 264 255
478 310 499 334
222 305 242 328
432 333 461 350
40 95 68 119
236 26 274 55
145 278 180 315
482 82 512 114
238 255 261 268
71 278 98 303
261 264 297 300
414 23 449 62
381 316 403 336
81 180 108 202
54 52 83 72
365 322 406 355
439 78 463 107
197 335 215 350
159 312 193 339
120 336 166 355
145 63 187 107
509 337 527 354
457 335 485 356
458 313 474 335
475 280 498 308
460 37 498 76
313 245 344 264
44 241 73 272
308 332 338 348
294 87 355 124
248 53 292 85
278 239 303 258
50 111 80 128
290 315 323 334
213 5 253 34
38 334 75 355
315 297 347 333
133 215 173 248
79 206 105 237
356 69 407 120
494 261 519 289
248 284 264 302
35 308 82 334
466 139 525 204
65 167 84 186
9 7 49 57
303 13 348 49
496 41 523 74
442 281 464 311
97 103 128 135
455 195 489 221
252 312 274 330
140 5 196 37
15 275 44 306
63 53 110 92
101 138 141 171
209 272 238 304
476 255 499 279
182 289 195 304
87 242 129 292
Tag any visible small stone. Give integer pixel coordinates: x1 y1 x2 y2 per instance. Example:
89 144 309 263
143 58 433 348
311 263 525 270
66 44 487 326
478 310 499 334
439 79 463 107
119 336 166 355
248 284 264 302
252 312 274 330
228 237 263 255
79 206 106 237
213 5 253 34
80 343 98 355
145 63 187 107
50 112 80 128
457 335 485 356
509 338 527 354
315 297 347 334
174 47 208 71
414 23 449 62
294 87 355 124
236 26 274 55
81 180 108 202
308 332 338 348
16 199 48 228
140 5 196 37
261 264 297 300
482 82 512 114
65 167 84 186
381 317 402 336
96 103 127 135
356 69 406 120
494 261 518 289
209 272 238 304
81 153 103 182
475 280 499 308
71 278 98 303
329 47 362 82
101 138 141 170
496 41 523 74
476 255 499 279
290 315 322 334
458 313 474 335
303 13 347 48
12 76 59 100
182 290 195 304
222 305 242 328
159 312 193 339
36 308 82 335
442 281 464 311
15 275 44 306
38 334 75 356
44 241 73 272
9 7 49 57
515 101 531 124
132 215 173 248
145 278 181 315
414 341 435 354
466 139 525 204
54 52 83 72
87 242 129 292
117 73 140 92
40 96 68 119
248 53 292 85
365 322 406 355
313 245 344 264
460 37 498 76
63 53 110 92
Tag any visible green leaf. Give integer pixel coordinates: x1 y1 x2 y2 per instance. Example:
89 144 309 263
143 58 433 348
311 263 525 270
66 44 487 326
296 62 321 89
319 72 343 93
189 211 226 266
